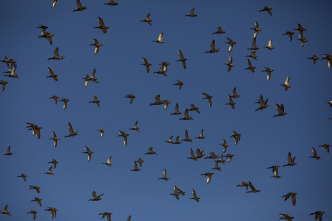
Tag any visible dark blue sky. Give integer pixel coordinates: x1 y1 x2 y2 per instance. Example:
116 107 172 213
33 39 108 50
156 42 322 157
1 0 331 220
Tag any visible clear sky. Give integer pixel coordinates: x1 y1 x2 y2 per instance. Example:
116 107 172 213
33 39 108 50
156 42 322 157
0 0 331 220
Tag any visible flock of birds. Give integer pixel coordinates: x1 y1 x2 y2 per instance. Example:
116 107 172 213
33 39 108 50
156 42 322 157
1 1 331 221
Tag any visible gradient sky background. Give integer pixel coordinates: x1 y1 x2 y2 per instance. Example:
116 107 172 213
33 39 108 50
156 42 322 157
0 0 332 220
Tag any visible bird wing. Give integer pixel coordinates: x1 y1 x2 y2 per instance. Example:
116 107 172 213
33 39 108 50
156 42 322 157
268 39 272 47
91 69 96 78
76 0 82 8
178 50 184 59
185 129 189 139
107 156 111 164
158 32 163 41
190 8 195 14
285 77 290 85
233 87 237 97
68 122 74 134
146 13 150 19
175 103 179 112
48 67 55 76
134 161 138 169
155 94 161 102
247 59 252 67
163 169 166 177
92 191 97 198
98 17 105 26
276 104 282 114
211 40 215 50
54 47 59 56
312 148 318 156
291 194 296 206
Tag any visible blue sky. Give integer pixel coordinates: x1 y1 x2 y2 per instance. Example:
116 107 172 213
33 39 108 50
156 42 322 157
0 0 331 220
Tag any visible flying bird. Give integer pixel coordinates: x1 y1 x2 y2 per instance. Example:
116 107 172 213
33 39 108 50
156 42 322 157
102 156 112 167
267 165 281 178
46 67 58 81
89 96 101 107
49 131 60 147
27 210 38 220
195 129 206 139
186 8 197 17
309 147 320 160
202 93 213 107
255 94 270 111
45 207 58 219
282 31 295 41
280 77 291 91
153 32 164 43
141 58 151 73
159 169 169 181
282 152 297 167
190 189 200 202
90 39 103 55
95 17 109 33
104 0 118 6
262 67 274 80
230 87 240 98
48 47 64 60
220 139 229 153
181 129 192 142
201 172 214 184
17 173 27 182
48 159 59 169
189 104 200 113
246 181 261 193
282 192 297 206
0 80 8 92
225 56 235 71
205 40 220 53
4 146 13 155
225 95 236 109
258 6 272 16
236 182 249 191
212 26 226 34
59 98 70 110
321 54 331 68
264 39 274 50
176 50 187 69
293 23 307 39
64 122 78 138
29 186 41 194
131 161 140 171
231 131 241 145
89 191 104 201
118 130 129 146
247 37 259 50
244 58 256 72
273 104 288 118
318 144 330 153
310 211 326 221
97 129 106 138
43 166 54 175
1 205 11 216
140 13 152 25
279 213 294 221
145 147 157 155
225 37 236 52
99 212 112 221
125 94 136 104
73 0 87 12
31 197 43 207
173 80 184 90
171 103 182 115
246 51 258 60
307 55 319 64
250 21 261 38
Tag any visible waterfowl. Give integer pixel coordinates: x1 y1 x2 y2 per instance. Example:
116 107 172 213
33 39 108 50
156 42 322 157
186 8 197 17
250 21 261 38
212 26 226 34
131 161 140 171
95 17 109 34
282 192 297 206
176 50 187 69
89 191 104 201
202 93 213 107
318 144 330 153
173 136 182 144
225 37 236 52
205 40 220 53
118 130 129 146
236 182 249 191
310 211 326 221
37 25 54 45
247 37 259 50
83 68 100 86
145 147 157 155
298 37 308 46
225 56 235 71
226 154 234 163
282 152 297 167
49 131 60 147
267 165 281 178
1 205 11 216
170 186 180 200
125 94 136 104
201 172 214 184
225 95 236 109
140 13 152 26
89 96 100 107
282 31 295 41
90 39 102 55
170 103 182 115
59 98 70 110
190 189 200 202
273 104 288 117
258 6 272 16
137 158 144 167
293 23 307 39
141 58 151 73
73 0 87 11
149 95 165 106
321 54 331 68
230 87 240 98
215 154 226 164
244 58 256 72
264 39 274 50
173 80 184 90
4 146 13 155
163 100 171 110
204 152 219 159
165 135 173 144
262 67 274 80
99 212 112 221
97 129 106 138
280 213 294 221
195 129 205 139
307 55 319 64
159 169 169 181
44 166 54 175
27 210 38 220
104 0 118 6
64 122 78 138
45 207 58 219
255 94 270 111
3 63 18 78
153 32 164 43
174 185 185 196
48 47 64 60
49 95 59 104
187 148 197 161
230 131 241 145
17 173 27 182
153 62 169 77
280 77 291 91
0 56 11 67
46 67 58 81
309 147 320 160
212 161 221 171
29 185 41 194
196 148 206 159
179 108 193 120
220 139 229 153
0 80 8 92
246 181 261 193
189 104 200 113
181 129 192 142
26 123 42 139
102 156 112 167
